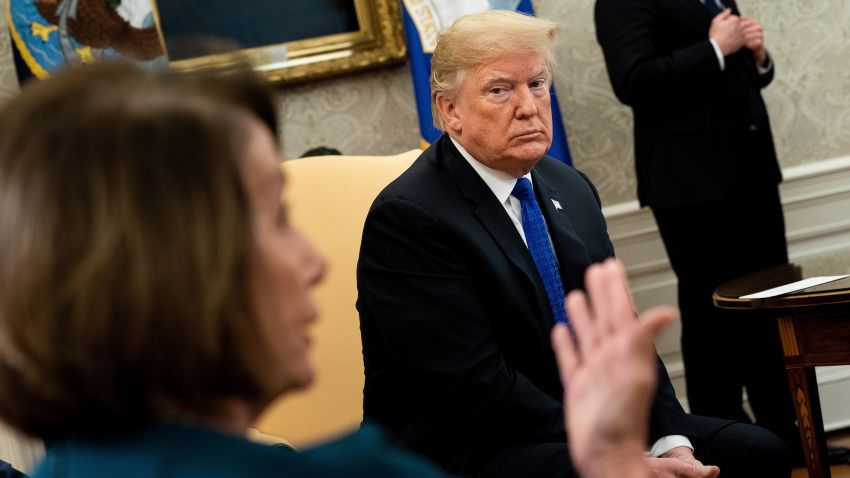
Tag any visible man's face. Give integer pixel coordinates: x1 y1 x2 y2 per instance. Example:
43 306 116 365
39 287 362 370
439 51 553 178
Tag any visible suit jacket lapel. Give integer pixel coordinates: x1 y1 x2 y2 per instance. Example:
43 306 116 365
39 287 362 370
677 0 713 26
435 136 551 316
531 166 592 293
681 0 741 24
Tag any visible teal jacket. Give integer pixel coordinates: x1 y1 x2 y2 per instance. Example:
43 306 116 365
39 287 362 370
32 423 446 478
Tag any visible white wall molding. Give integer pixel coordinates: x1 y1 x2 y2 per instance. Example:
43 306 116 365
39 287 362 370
602 155 850 430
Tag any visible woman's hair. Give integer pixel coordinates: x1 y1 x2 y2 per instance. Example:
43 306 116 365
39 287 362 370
429 10 558 130
0 62 279 441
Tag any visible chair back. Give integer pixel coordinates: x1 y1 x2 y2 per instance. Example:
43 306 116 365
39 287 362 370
254 150 420 447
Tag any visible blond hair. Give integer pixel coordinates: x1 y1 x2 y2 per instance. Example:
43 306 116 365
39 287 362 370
430 10 558 130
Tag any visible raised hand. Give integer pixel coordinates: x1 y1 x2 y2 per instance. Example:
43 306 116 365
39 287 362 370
551 259 675 478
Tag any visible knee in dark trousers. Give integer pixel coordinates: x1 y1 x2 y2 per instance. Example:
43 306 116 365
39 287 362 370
690 415 791 478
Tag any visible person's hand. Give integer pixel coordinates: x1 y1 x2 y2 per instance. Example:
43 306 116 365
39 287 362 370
709 9 745 56
646 447 720 477
551 259 675 478
741 17 768 66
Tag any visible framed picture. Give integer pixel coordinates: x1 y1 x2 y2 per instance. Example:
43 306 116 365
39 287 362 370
9 0 168 82
154 0 407 85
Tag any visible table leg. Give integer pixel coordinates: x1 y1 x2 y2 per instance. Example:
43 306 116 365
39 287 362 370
786 367 830 478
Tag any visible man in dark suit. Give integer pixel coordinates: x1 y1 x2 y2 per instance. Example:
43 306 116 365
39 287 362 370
358 9 789 478
594 0 801 460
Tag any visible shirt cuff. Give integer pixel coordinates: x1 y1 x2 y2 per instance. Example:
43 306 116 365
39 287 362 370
757 54 773 75
708 38 725 71
648 435 693 457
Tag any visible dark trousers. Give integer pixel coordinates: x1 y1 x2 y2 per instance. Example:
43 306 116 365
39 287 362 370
651 185 801 460
458 416 789 478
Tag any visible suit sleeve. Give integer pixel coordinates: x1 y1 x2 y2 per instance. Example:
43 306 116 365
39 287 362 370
755 53 775 88
649 355 694 440
594 0 721 105
358 197 565 441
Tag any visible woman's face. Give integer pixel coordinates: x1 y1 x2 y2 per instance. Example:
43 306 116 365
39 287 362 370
240 118 327 394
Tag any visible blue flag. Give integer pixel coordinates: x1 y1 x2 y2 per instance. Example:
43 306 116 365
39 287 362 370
401 0 572 165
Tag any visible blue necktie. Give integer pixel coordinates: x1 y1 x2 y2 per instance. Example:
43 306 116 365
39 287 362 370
511 178 569 324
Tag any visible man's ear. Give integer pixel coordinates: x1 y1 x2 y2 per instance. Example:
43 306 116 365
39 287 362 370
436 93 462 134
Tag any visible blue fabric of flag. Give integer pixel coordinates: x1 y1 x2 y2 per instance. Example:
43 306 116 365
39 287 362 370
401 5 442 144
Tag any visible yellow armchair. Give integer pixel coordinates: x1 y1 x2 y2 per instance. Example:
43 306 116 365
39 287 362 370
255 149 420 448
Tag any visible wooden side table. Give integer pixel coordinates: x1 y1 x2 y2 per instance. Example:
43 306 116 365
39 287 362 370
714 264 850 478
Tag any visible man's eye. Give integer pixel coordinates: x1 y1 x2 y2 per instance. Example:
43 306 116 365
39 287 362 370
530 80 546 89
489 87 506 95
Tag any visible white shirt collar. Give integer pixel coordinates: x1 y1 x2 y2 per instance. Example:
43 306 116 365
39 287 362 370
449 136 532 204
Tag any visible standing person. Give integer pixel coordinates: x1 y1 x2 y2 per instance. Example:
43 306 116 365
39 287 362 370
357 9 789 478
594 0 801 460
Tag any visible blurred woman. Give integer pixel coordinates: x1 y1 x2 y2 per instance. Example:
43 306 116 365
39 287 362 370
0 62 444 477
0 63 665 478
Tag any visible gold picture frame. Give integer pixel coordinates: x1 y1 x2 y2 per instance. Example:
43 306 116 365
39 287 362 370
154 0 406 85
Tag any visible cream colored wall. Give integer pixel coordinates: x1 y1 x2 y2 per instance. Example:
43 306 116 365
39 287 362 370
276 65 420 160
2 0 848 206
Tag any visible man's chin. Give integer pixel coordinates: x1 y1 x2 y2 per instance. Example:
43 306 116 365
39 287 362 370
513 143 550 163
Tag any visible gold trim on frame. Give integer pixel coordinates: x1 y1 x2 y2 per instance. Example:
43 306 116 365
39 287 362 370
153 0 407 85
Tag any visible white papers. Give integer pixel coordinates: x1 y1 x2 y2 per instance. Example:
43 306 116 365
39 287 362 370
739 275 850 299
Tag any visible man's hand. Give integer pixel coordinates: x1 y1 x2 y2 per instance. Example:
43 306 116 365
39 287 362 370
646 447 720 478
709 9 745 56
741 17 769 66
551 259 674 478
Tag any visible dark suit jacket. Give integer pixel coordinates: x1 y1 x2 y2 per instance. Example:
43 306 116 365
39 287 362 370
357 135 691 470
594 0 782 208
